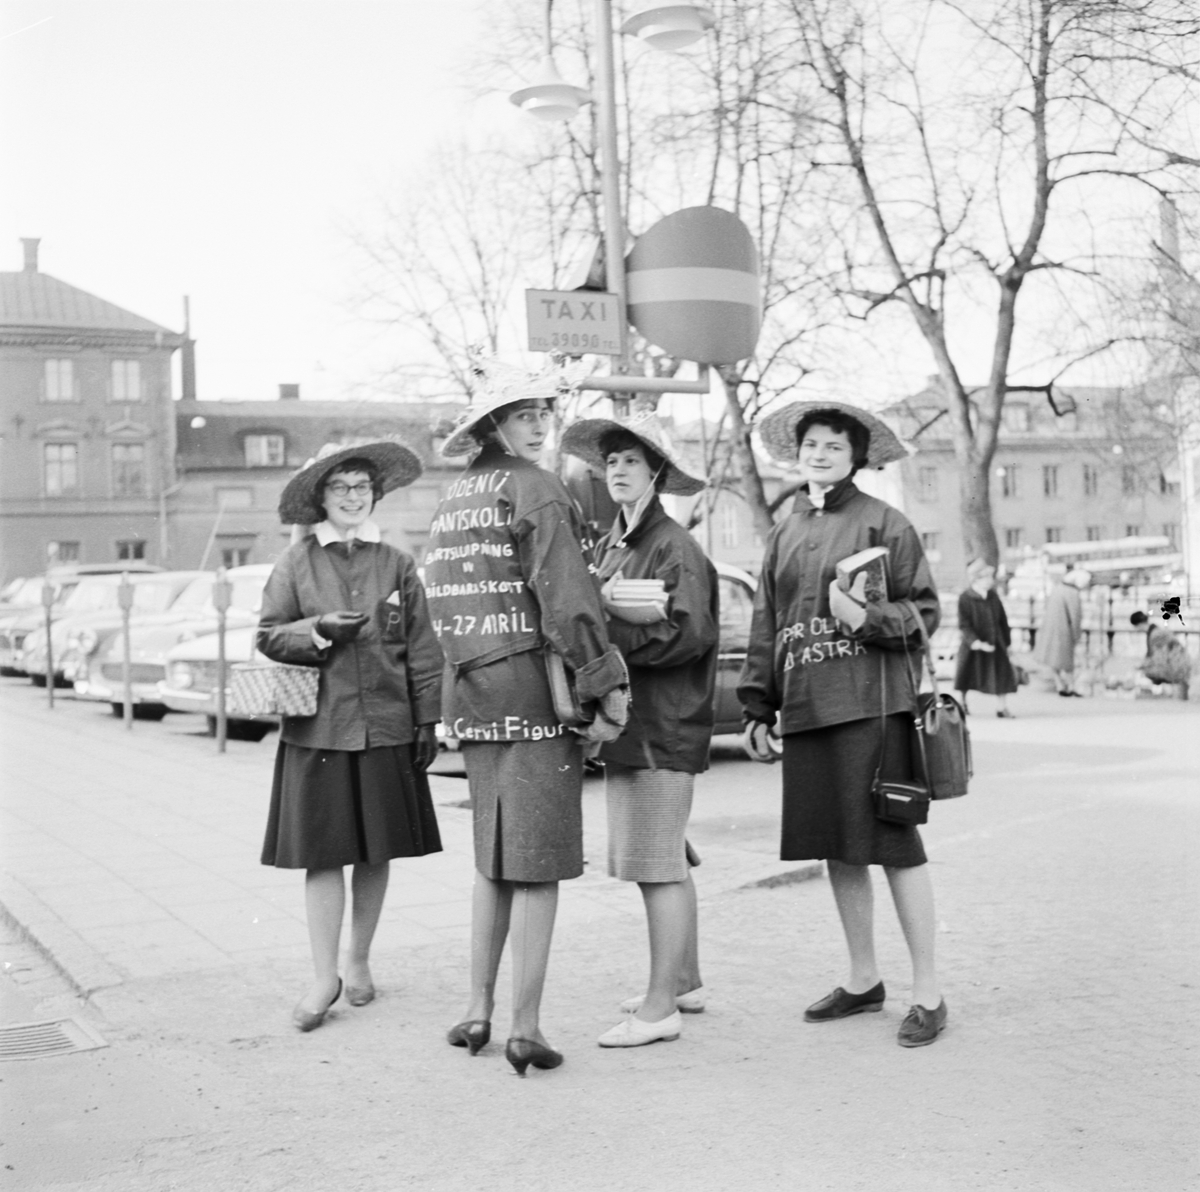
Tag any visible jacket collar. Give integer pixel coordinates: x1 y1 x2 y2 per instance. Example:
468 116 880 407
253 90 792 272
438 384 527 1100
608 495 667 550
314 519 381 546
794 475 859 513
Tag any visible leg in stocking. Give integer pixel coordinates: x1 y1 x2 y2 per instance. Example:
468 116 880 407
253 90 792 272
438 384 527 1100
884 863 940 1008
345 860 389 994
509 881 558 1045
462 873 512 1023
826 859 880 994
299 867 345 1013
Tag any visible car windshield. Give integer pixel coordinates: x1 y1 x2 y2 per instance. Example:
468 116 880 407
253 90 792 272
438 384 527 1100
61 580 119 614
134 581 184 613
1 578 44 605
171 575 216 611
230 576 267 612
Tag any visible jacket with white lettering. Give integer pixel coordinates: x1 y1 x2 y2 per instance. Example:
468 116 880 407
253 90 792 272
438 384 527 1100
424 446 625 742
737 477 939 735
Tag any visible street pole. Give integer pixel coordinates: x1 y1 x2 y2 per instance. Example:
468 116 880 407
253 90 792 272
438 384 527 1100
118 572 134 730
213 566 231 753
41 580 55 710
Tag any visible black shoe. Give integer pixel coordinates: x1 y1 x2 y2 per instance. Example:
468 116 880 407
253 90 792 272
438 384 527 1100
804 981 886 1022
446 1019 491 1056
897 1000 948 1047
505 1037 563 1077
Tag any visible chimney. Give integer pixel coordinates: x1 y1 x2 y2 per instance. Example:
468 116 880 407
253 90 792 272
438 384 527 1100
21 238 40 272
180 296 197 401
279 384 300 400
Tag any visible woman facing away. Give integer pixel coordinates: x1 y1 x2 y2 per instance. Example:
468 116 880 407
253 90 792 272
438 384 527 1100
954 558 1019 718
424 361 627 1077
1034 568 1090 696
258 442 444 1031
562 413 718 1049
738 402 948 1047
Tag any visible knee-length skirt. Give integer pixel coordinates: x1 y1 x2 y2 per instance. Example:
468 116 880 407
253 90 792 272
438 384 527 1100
462 735 584 883
781 714 926 869
261 741 443 870
605 763 694 883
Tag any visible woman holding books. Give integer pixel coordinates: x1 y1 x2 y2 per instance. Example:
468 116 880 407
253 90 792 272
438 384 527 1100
954 558 1019 717
562 412 718 1049
738 403 947 1047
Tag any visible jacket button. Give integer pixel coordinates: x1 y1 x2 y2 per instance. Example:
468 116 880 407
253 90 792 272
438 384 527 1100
351 590 360 596
808 542 818 551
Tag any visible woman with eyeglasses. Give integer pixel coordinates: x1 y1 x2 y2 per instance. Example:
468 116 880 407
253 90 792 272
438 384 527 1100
258 441 445 1032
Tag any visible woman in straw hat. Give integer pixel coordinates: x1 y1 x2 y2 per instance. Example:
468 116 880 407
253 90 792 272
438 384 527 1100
562 411 718 1049
739 402 948 1047
426 360 627 1077
259 441 445 1031
955 558 1019 717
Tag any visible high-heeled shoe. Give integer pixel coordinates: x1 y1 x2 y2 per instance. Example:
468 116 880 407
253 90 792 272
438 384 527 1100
292 978 342 1033
346 983 376 1007
505 1037 563 1078
446 1019 492 1056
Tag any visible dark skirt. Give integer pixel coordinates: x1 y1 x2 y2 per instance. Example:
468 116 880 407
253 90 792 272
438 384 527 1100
954 643 1018 695
462 735 584 883
781 715 927 868
261 741 443 869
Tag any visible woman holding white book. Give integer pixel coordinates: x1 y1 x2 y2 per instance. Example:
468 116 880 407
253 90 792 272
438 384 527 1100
738 403 948 1047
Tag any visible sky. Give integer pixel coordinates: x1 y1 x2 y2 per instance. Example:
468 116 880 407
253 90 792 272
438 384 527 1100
0 0 493 402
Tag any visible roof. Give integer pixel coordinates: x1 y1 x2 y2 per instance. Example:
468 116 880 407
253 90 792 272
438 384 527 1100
0 270 177 335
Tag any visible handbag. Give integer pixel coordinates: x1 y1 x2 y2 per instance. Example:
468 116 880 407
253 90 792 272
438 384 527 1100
872 652 931 826
228 661 320 717
901 601 972 800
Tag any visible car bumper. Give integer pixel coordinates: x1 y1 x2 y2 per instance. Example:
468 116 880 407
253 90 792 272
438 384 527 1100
75 678 166 705
155 682 279 724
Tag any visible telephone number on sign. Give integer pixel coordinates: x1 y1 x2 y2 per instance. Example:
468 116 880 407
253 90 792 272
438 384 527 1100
532 332 619 351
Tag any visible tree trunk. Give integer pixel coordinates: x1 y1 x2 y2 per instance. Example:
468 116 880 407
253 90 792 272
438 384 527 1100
960 453 1000 568
717 367 776 542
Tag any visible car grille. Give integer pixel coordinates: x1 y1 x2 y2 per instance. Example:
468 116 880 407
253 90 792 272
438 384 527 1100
0 631 27 651
101 663 166 684
172 661 220 693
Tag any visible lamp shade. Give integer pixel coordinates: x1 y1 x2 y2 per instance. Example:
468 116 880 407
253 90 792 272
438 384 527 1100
620 4 716 52
509 57 592 123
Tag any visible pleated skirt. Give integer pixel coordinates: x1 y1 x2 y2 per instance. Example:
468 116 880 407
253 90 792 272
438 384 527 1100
462 735 584 883
605 763 694 883
261 741 443 870
781 715 926 869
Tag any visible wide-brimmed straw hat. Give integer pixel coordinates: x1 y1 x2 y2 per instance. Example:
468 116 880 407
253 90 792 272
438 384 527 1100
757 400 911 469
440 357 589 458
560 410 706 497
277 439 422 525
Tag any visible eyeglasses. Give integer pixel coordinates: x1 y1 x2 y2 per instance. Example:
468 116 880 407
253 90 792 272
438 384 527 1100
325 481 373 498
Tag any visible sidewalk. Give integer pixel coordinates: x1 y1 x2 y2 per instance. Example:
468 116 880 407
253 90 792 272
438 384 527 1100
1 680 1197 1192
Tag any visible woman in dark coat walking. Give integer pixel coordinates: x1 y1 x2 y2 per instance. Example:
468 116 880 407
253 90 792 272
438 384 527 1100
259 441 444 1031
954 558 1018 717
562 413 718 1048
739 402 947 1047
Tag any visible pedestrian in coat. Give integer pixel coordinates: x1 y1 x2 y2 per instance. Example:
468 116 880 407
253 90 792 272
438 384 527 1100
1034 568 1089 696
739 402 948 1047
954 558 1018 717
259 441 444 1032
562 412 718 1048
426 360 627 1077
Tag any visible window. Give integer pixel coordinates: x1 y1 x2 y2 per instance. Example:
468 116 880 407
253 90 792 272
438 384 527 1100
917 467 939 502
719 501 738 549
999 465 1019 499
1124 524 1141 539
116 539 146 561
1043 465 1059 497
1083 464 1099 497
1004 527 1023 549
44 359 75 402
1055 411 1079 433
1002 403 1030 433
919 531 941 562
1045 527 1063 544
112 443 146 497
1164 523 1179 546
44 443 79 496
111 359 141 401
1086 525 1103 542
244 434 285 467
48 541 80 563
1121 466 1139 495
215 487 254 509
1159 472 1180 496
221 547 251 568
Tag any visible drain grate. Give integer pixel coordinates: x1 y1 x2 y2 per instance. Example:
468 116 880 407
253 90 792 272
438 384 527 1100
0 1017 108 1061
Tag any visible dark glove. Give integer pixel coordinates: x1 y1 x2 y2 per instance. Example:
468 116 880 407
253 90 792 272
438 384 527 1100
412 724 439 771
317 611 369 644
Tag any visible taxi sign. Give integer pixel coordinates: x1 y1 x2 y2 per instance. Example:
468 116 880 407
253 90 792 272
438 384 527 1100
526 289 622 356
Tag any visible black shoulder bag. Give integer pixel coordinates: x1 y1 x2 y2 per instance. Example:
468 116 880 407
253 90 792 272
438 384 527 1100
872 649 931 826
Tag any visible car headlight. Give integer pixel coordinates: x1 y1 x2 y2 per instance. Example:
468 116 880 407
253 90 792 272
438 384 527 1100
167 661 194 689
69 628 98 654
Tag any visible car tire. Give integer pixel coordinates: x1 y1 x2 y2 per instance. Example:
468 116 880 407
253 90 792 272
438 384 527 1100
31 674 45 687
110 702 124 717
227 720 272 742
134 705 168 721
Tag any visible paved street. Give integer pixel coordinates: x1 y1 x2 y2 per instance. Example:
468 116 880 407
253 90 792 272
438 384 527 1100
1 678 1197 1191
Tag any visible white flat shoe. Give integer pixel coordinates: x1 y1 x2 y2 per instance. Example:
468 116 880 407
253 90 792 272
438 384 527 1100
620 987 706 1014
598 1010 682 1048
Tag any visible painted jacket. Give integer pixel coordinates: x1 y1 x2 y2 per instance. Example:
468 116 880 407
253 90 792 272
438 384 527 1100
423 446 625 743
256 536 443 750
596 497 719 774
737 477 939 734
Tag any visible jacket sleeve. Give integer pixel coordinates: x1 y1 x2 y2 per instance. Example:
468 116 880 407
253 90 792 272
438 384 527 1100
400 554 444 725
994 592 1012 650
607 547 717 670
958 592 979 647
853 515 939 651
256 548 331 666
737 535 780 724
517 498 626 704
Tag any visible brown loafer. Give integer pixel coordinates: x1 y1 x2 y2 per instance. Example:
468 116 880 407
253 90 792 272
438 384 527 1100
897 1000 948 1047
804 981 886 1022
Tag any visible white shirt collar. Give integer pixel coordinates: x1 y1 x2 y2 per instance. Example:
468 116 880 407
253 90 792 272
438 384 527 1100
314 519 382 546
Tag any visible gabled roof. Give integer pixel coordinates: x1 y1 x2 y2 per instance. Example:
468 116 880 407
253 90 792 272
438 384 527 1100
0 270 177 334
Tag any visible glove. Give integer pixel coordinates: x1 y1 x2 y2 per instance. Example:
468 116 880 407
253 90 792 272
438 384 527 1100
742 719 780 764
412 724 439 771
572 685 630 744
317 611 369 644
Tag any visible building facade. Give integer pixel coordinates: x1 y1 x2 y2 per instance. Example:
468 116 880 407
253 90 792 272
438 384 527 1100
0 240 186 581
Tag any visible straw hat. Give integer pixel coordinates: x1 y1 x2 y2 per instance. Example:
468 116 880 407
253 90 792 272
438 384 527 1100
757 400 911 469
440 357 590 458
277 439 422 526
560 410 706 497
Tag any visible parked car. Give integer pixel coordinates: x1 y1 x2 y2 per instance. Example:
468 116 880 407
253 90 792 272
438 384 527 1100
0 563 162 676
19 570 200 686
74 565 272 717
